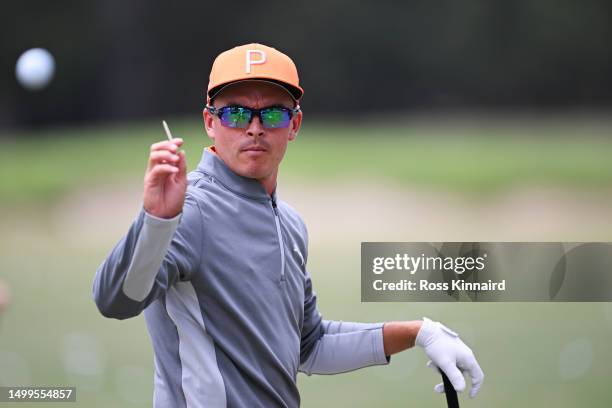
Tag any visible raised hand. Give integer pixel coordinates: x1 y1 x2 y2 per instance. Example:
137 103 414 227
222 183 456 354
143 138 187 219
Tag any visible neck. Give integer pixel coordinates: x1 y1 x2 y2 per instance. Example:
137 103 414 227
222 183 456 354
258 172 278 196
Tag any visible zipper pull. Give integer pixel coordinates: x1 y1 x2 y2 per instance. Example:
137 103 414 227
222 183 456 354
271 197 278 215
293 244 305 266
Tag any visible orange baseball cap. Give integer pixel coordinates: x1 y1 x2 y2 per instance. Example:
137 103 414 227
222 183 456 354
207 43 304 103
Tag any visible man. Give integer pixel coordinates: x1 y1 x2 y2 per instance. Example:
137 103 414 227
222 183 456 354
93 43 484 407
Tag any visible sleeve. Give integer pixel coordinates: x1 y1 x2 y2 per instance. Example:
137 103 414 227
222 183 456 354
298 270 391 376
92 195 203 320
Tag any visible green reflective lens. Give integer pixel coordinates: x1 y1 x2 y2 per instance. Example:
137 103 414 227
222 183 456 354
224 107 251 128
261 108 285 128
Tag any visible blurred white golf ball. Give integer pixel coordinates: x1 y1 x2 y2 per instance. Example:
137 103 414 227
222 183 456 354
15 48 55 91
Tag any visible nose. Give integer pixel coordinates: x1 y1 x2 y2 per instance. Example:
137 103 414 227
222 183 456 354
246 114 265 138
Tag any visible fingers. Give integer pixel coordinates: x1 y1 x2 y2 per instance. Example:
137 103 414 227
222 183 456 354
149 150 180 166
150 139 183 153
467 359 485 398
438 361 466 393
147 139 185 174
427 360 465 394
428 358 483 398
148 163 179 183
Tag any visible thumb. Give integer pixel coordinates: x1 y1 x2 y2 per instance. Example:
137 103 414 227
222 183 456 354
439 362 466 393
434 383 445 393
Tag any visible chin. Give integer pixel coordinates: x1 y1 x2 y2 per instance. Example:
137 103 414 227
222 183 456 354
237 163 269 180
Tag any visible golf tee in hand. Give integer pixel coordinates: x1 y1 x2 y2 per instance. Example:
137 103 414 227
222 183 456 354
143 123 187 219
416 317 484 399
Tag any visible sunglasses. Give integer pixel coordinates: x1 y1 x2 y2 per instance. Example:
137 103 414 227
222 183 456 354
206 105 300 129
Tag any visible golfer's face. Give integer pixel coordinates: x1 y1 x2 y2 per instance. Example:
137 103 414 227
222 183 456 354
204 81 301 183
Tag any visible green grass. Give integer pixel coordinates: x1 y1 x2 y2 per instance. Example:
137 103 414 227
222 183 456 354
1 116 612 205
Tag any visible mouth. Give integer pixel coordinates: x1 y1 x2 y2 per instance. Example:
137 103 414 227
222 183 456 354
242 146 267 152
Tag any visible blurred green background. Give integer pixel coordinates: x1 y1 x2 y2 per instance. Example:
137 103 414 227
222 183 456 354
1 116 612 407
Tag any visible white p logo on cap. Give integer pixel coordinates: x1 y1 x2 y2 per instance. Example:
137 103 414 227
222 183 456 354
245 50 266 74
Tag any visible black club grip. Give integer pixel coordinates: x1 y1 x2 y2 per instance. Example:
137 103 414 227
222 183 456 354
438 368 459 408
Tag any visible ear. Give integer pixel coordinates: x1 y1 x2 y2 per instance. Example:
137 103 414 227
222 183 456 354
203 108 215 141
288 109 302 142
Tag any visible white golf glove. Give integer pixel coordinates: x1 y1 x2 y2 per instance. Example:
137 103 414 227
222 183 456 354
415 317 484 398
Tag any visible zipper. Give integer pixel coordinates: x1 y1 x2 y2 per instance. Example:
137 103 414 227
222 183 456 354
271 196 286 282
293 244 304 266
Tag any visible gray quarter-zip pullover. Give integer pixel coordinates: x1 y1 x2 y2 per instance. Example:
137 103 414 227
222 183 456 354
93 148 390 407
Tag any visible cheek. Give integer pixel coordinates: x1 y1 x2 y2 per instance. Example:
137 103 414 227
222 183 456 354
215 131 241 151
212 132 246 167
274 140 289 159
271 133 290 155
260 138 288 168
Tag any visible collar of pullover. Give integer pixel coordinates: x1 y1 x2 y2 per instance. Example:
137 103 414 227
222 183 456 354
196 147 276 202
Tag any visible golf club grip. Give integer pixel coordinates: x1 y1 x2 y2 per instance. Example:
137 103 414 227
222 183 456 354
438 368 459 408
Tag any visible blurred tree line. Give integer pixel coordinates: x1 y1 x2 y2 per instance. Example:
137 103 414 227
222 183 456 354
1 0 610 128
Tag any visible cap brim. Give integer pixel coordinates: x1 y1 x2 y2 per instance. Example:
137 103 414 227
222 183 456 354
208 78 302 102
